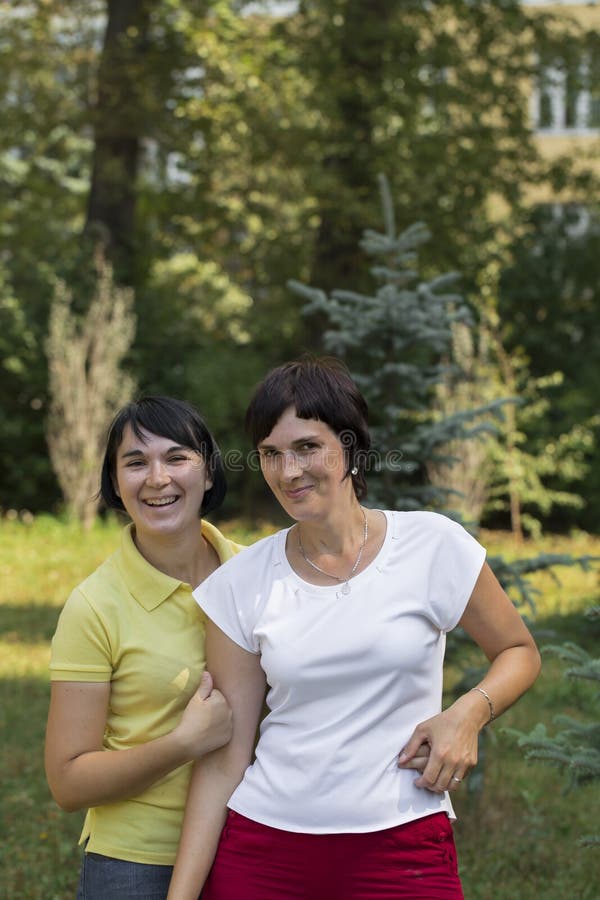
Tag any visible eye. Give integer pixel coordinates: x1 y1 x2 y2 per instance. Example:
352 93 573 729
168 454 189 463
298 442 318 452
259 448 279 459
124 459 145 468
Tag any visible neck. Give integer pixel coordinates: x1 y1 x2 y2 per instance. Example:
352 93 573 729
132 523 216 586
296 500 365 557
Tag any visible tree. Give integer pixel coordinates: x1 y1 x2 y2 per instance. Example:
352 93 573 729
426 315 501 526
485 354 592 541
46 251 136 528
0 264 50 513
289 174 503 512
1 0 597 526
499 204 600 532
510 606 600 849
85 0 153 281
427 300 592 539
280 0 551 295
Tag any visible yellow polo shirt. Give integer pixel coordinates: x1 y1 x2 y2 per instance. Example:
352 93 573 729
49 520 243 865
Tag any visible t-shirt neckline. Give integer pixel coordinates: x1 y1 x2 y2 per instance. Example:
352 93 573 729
276 509 394 596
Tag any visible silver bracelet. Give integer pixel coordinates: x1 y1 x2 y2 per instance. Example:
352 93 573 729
471 686 495 725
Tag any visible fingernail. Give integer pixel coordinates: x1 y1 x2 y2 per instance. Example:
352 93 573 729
398 751 407 763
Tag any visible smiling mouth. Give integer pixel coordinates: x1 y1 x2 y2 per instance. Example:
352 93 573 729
144 496 179 507
284 485 312 498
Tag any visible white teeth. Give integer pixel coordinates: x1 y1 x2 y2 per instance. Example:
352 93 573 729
145 497 177 507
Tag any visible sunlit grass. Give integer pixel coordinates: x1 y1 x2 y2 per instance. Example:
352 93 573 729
1 516 598 899
480 528 600 617
0 514 121 608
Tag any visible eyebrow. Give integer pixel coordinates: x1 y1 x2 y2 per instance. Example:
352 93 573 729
258 435 321 451
119 444 191 459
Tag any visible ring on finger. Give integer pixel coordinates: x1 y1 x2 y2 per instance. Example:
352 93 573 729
451 775 462 783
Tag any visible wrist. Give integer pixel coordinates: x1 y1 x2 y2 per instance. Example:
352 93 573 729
470 686 495 725
167 724 196 767
450 689 492 731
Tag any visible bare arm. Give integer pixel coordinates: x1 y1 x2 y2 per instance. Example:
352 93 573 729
398 561 541 792
167 621 267 900
45 670 232 812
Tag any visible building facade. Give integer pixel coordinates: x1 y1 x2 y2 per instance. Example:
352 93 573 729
524 0 600 189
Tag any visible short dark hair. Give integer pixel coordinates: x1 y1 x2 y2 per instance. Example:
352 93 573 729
245 356 371 499
100 396 226 516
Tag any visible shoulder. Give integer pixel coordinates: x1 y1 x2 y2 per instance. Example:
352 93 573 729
201 530 282 590
390 509 471 537
193 531 283 650
202 519 247 563
387 510 483 563
79 551 125 598
62 548 128 625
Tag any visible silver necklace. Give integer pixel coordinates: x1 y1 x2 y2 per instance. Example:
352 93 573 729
297 508 368 595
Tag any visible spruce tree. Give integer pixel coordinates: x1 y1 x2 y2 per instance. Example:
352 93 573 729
289 174 504 515
510 606 600 848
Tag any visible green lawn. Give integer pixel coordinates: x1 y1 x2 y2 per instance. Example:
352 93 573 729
1 516 598 899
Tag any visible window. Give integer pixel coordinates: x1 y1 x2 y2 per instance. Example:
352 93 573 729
533 50 600 133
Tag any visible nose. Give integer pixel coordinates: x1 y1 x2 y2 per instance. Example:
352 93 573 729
281 451 303 481
146 460 171 488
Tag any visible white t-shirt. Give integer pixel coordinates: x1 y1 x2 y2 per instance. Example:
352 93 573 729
194 510 486 834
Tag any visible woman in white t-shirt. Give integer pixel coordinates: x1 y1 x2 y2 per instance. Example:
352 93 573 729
168 357 541 900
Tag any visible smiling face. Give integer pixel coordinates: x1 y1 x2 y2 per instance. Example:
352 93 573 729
114 424 213 541
257 406 355 522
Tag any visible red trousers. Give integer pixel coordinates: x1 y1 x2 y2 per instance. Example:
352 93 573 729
202 810 464 900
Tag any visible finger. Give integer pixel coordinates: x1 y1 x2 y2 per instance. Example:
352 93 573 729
398 742 430 768
401 758 428 772
447 772 465 793
196 669 213 701
420 763 465 794
413 757 444 793
398 730 428 764
399 750 430 772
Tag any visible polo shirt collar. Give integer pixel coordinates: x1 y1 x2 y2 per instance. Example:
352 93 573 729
118 520 236 612
118 525 181 611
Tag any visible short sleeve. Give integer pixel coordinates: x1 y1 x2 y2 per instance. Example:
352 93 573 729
426 515 486 633
50 587 113 681
193 569 260 655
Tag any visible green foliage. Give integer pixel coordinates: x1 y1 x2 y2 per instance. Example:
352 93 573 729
509 607 600 848
290 174 505 511
499 205 600 531
0 262 55 512
0 1 103 512
484 363 594 539
0 0 597 531
426 266 593 538
486 552 599 618
281 0 547 293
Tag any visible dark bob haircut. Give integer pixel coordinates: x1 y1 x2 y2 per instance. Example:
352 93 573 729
100 396 226 516
245 356 371 500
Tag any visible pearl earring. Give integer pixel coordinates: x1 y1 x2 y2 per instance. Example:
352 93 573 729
351 466 358 476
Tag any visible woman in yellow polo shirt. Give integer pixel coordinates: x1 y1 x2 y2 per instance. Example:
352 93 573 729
45 396 243 899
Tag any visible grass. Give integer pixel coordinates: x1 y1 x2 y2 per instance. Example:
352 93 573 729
0 515 598 899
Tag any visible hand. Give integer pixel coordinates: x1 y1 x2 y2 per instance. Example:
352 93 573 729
397 698 482 793
174 671 233 760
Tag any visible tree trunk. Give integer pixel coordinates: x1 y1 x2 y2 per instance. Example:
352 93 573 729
85 0 152 283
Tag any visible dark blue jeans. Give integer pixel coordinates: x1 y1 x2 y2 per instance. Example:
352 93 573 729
76 852 174 899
